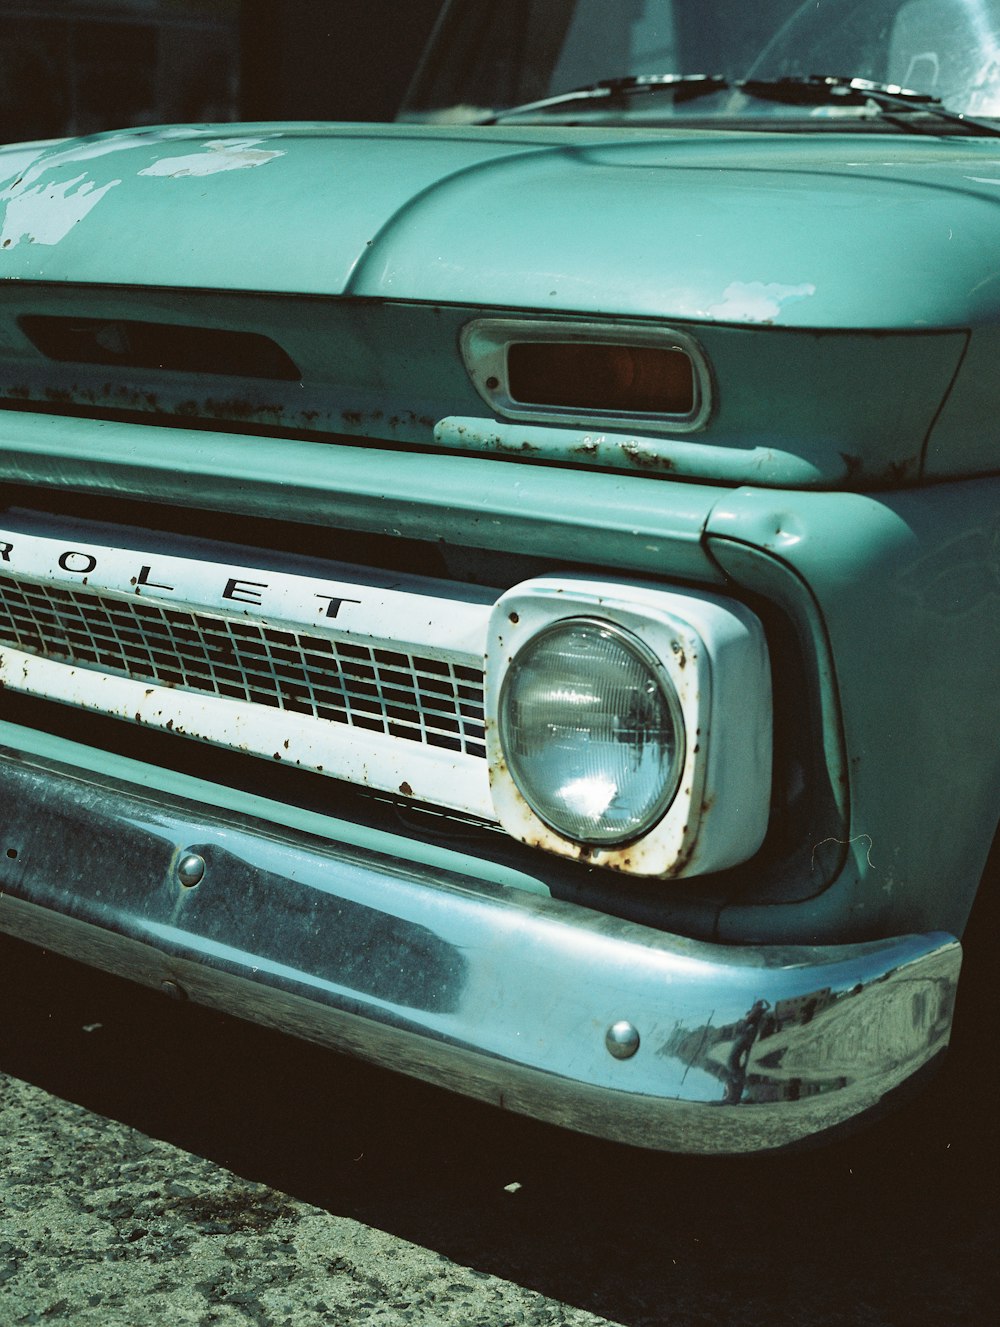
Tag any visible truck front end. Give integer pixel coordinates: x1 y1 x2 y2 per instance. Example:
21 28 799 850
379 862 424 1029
2 0 997 1152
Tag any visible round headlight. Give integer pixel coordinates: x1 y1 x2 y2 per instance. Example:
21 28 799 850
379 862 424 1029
498 618 684 846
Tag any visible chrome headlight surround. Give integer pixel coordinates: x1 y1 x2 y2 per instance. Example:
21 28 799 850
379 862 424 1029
486 576 773 879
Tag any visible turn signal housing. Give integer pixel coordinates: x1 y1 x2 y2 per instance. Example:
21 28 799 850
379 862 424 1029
461 318 712 432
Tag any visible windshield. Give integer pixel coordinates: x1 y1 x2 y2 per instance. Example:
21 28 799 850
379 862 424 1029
401 0 1000 126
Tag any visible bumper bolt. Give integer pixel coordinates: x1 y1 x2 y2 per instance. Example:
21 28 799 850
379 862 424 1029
606 1020 640 1060
177 852 205 888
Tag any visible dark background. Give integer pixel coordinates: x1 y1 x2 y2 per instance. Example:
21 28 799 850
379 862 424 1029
0 0 444 143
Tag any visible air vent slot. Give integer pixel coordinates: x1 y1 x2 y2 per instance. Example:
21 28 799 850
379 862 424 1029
18 315 301 381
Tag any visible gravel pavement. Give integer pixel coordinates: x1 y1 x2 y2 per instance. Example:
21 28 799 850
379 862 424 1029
0 1072 610 1326
1 933 996 1326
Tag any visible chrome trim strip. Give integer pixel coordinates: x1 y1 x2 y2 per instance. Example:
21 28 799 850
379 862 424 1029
0 744 960 1154
460 317 714 434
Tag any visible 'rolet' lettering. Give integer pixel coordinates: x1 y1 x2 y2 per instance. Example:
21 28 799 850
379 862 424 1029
136 565 174 593
315 594 362 619
0 541 12 562
223 577 267 606
58 550 98 574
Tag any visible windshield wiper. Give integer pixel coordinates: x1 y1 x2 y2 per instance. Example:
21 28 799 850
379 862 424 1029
482 70 1000 137
739 75 1000 138
481 74 729 125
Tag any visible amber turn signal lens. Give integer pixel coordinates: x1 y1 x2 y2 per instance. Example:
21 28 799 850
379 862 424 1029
506 341 695 416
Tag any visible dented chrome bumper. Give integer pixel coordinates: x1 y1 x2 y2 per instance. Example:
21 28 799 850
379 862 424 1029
0 733 960 1154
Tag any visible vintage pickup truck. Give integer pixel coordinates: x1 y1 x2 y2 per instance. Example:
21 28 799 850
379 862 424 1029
1 0 997 1153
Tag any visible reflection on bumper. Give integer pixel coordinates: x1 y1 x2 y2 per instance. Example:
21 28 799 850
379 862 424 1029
0 740 960 1154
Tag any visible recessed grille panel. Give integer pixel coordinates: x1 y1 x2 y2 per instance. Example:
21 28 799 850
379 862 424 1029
0 574 486 758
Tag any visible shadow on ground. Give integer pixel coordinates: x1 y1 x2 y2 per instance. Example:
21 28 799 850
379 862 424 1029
1 934 995 1326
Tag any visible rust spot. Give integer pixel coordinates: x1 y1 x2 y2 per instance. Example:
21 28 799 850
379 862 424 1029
399 781 413 796
342 410 362 426
619 441 675 472
283 739 289 750
273 752 281 760
204 397 284 421
134 712 142 722
165 719 174 730
666 834 699 878
494 439 538 455
508 611 519 625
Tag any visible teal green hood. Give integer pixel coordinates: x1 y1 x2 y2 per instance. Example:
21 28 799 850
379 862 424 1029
4 123 1000 329
2 123 999 487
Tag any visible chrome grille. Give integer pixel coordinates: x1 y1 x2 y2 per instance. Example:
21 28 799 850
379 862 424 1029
0 574 487 758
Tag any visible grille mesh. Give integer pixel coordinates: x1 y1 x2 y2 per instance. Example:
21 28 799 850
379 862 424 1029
0 574 487 758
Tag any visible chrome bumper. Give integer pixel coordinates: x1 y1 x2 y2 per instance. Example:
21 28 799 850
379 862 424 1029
0 735 960 1154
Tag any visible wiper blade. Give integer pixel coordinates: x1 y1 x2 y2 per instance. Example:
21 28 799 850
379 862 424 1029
482 70 1000 137
739 75 1000 137
481 74 729 125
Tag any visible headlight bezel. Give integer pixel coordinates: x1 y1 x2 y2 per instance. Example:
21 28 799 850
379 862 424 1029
485 576 773 879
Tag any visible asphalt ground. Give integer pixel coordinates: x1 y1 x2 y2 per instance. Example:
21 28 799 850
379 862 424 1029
0 932 996 1327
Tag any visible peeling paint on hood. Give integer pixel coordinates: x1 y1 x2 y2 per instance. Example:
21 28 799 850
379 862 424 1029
0 132 285 249
1 173 121 250
3 124 1000 330
137 138 285 178
707 281 817 323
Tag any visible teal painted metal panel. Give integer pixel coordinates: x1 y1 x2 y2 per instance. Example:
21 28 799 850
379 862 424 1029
2 127 1000 330
0 410 724 581
708 479 1000 941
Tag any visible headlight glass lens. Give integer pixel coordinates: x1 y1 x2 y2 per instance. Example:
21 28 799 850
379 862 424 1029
498 618 684 845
